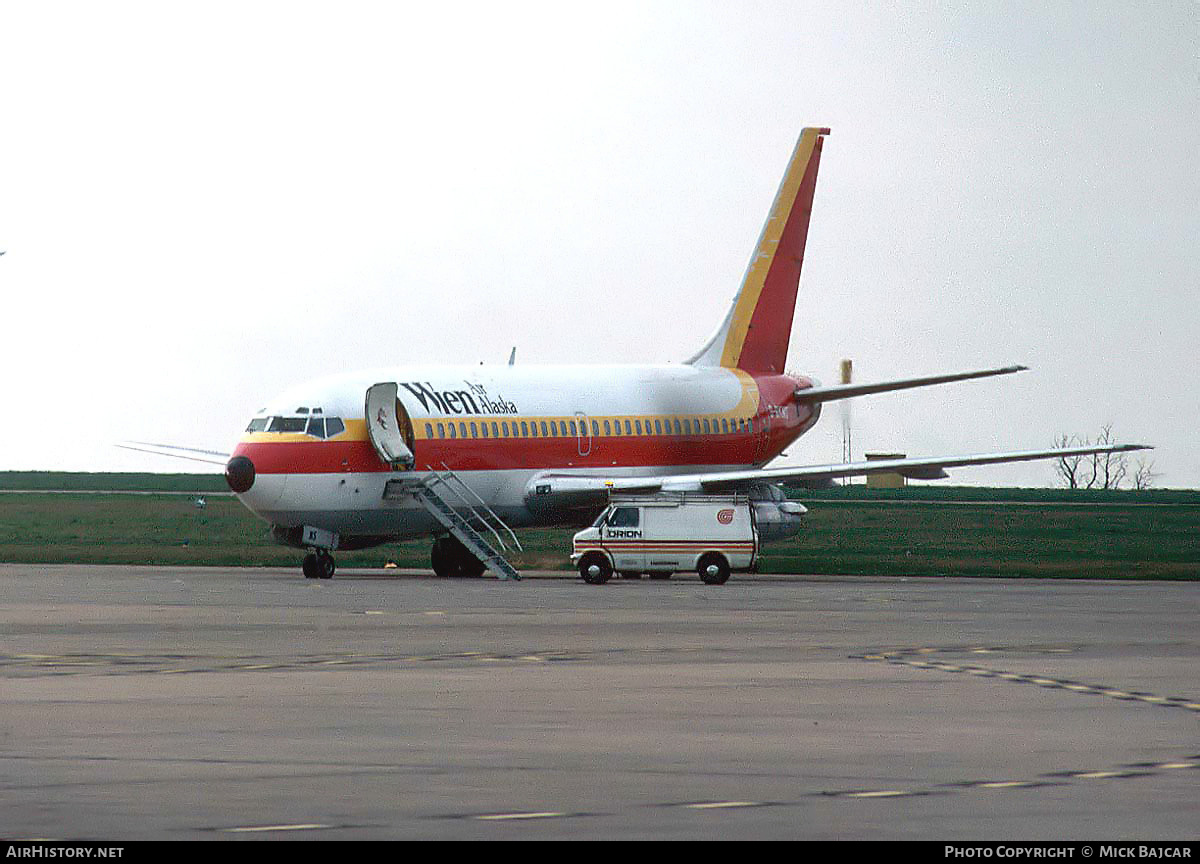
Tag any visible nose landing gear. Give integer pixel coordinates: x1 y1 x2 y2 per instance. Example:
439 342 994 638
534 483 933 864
302 550 336 579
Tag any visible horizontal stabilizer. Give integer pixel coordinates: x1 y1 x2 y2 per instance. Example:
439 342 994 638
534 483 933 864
794 365 1028 404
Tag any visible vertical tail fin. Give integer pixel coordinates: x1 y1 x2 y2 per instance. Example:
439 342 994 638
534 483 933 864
687 127 829 374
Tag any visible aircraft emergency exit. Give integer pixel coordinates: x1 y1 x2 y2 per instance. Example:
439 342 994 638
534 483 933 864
125 127 1148 580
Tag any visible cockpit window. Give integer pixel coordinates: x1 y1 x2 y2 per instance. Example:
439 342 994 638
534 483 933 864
269 416 307 433
257 414 345 438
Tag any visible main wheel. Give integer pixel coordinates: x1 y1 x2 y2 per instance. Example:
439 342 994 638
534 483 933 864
431 536 487 578
302 553 320 579
578 552 613 585
697 553 730 586
316 551 335 579
431 537 461 578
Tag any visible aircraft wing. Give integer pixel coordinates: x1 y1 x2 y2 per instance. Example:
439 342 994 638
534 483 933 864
524 443 1152 507
116 441 231 466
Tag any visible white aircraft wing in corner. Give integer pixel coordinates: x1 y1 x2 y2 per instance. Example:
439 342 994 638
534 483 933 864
116 441 231 466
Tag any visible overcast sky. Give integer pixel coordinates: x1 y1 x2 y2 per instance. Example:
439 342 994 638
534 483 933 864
1 1 1196 487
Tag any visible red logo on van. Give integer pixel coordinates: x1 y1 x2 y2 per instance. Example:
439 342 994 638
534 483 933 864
717 508 734 525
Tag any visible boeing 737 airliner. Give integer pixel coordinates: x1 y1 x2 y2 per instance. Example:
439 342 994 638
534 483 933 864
126 127 1147 579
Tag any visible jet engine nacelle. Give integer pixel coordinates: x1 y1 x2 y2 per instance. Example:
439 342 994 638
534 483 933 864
747 483 807 543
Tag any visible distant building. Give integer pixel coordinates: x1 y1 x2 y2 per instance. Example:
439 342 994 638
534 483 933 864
865 453 906 489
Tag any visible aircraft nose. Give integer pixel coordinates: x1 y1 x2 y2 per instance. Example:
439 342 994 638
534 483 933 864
224 455 256 493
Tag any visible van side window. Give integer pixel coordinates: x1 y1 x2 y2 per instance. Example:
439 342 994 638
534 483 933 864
608 507 639 528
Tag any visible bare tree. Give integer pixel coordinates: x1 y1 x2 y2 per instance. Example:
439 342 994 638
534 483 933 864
1053 433 1085 489
1091 424 1128 490
1132 455 1157 491
1054 425 1130 490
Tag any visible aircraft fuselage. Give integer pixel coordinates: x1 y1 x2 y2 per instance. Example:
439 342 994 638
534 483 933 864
230 364 819 543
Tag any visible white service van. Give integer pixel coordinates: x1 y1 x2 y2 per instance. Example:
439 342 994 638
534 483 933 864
571 493 758 585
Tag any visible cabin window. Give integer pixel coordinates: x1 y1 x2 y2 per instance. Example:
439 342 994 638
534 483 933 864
603 420 611 436
591 420 599 436
521 421 529 437
654 420 662 435
491 422 499 437
635 419 642 435
674 419 682 435
540 421 548 437
530 422 538 438
325 418 344 438
550 421 558 436
245 418 268 433
449 424 457 439
470 422 478 437
569 420 577 435
481 423 489 438
458 422 466 438
437 423 446 438
624 420 631 435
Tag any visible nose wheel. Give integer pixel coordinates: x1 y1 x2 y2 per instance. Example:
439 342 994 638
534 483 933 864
302 550 335 579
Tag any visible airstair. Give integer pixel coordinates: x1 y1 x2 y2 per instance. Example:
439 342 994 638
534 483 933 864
384 467 522 581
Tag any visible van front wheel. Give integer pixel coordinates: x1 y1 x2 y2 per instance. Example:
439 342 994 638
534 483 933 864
578 553 613 585
697 553 730 586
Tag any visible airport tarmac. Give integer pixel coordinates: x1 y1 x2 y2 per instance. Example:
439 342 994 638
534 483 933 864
1 564 1197 840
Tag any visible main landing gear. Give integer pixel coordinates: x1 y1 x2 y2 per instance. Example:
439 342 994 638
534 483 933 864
302 550 335 579
431 535 487 578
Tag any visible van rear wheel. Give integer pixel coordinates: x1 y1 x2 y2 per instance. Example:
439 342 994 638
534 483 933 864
578 553 613 585
697 553 730 586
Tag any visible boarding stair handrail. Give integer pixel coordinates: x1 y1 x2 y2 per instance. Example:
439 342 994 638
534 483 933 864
433 463 524 553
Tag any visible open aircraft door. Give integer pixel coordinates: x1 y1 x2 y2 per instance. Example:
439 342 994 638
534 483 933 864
366 382 415 470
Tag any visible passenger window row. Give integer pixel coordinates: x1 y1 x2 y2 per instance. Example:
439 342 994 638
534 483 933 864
423 416 754 440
